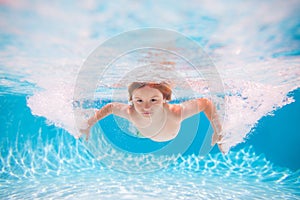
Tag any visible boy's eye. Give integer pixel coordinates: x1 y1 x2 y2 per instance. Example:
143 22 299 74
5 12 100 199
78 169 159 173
136 99 143 103
151 99 157 102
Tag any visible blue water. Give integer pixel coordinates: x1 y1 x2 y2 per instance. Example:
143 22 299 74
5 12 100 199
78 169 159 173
1 93 300 198
1 0 300 199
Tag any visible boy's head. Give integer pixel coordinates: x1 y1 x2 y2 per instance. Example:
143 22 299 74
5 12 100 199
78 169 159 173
128 82 172 102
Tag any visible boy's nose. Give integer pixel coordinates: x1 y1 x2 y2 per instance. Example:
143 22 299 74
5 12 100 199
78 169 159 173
144 103 151 109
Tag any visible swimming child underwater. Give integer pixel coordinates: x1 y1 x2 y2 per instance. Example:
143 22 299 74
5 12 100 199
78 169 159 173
80 82 224 153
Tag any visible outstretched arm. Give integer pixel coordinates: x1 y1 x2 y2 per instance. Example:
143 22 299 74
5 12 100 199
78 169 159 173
181 98 224 153
80 102 130 140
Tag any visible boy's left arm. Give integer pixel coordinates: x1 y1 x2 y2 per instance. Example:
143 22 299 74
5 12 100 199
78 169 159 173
181 98 223 152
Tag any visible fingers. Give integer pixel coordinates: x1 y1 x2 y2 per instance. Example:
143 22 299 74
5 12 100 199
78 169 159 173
79 128 90 141
86 132 90 141
211 133 226 154
211 138 216 146
211 132 219 146
218 143 225 154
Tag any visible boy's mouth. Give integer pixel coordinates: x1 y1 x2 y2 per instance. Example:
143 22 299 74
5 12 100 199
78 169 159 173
142 111 152 115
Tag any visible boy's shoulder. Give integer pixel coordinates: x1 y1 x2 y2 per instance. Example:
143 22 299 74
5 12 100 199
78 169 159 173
165 104 182 117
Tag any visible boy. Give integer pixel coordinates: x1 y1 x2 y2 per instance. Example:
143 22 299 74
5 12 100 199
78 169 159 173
81 82 224 153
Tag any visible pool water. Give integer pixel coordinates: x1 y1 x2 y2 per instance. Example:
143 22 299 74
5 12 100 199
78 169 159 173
1 92 299 199
1 0 300 199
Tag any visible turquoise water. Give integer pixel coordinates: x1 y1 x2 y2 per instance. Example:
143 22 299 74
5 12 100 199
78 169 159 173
1 93 299 199
1 0 300 199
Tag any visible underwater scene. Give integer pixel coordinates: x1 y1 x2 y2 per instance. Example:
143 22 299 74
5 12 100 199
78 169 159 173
1 0 300 199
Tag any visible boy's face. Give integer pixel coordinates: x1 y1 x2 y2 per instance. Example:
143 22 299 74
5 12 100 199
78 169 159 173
131 86 165 117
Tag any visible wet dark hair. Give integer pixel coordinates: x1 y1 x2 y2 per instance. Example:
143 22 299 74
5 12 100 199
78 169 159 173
128 82 172 101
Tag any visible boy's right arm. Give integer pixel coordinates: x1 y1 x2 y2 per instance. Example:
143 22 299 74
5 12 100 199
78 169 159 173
81 102 130 140
90 102 130 125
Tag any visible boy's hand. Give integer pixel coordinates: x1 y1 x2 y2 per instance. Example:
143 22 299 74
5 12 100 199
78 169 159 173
211 131 221 146
80 115 97 141
80 127 91 141
211 132 225 154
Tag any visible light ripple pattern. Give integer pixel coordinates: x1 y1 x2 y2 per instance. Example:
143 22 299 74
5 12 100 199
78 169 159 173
0 127 299 199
